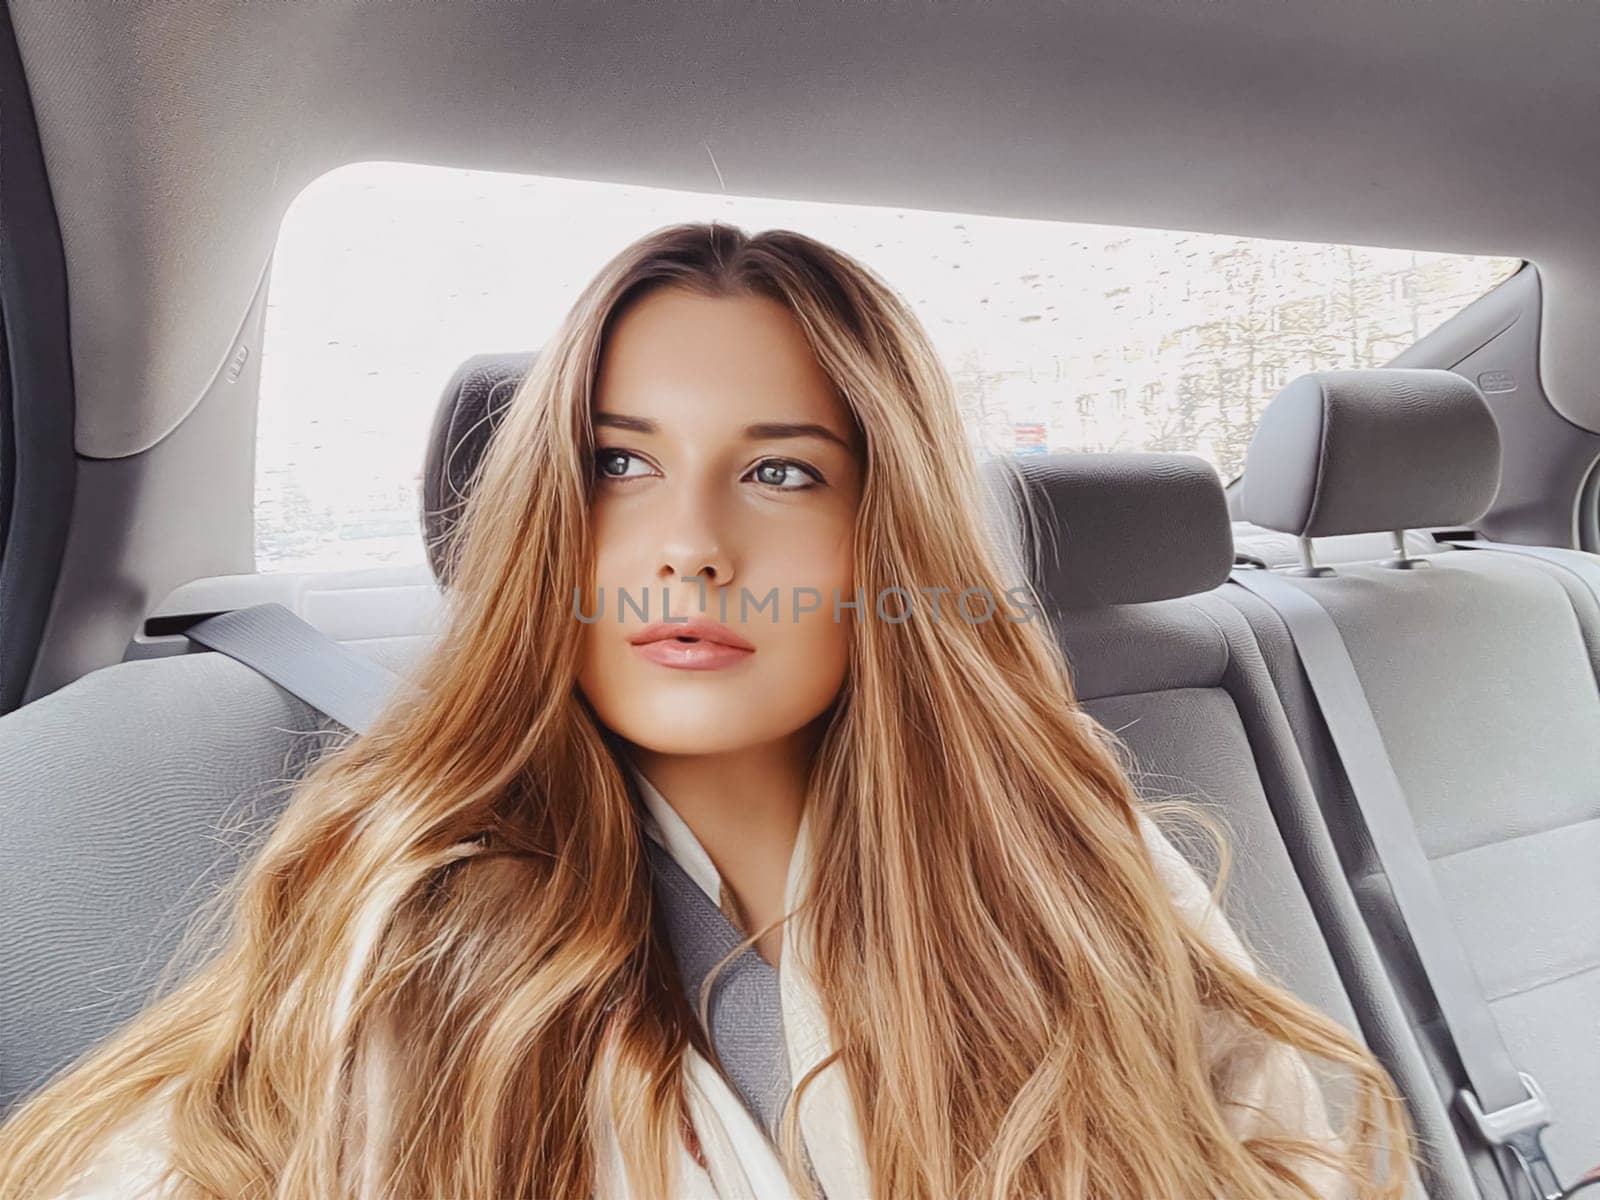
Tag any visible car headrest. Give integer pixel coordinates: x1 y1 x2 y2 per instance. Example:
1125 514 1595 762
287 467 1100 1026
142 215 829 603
996 452 1234 609
422 352 536 585
1241 368 1501 538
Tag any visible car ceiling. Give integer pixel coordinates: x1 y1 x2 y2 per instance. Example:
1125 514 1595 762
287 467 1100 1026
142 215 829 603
9 0 1600 459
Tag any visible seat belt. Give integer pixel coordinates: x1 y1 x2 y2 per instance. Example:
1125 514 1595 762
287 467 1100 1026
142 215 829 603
1444 539 1600 612
1228 566 1579 1200
183 601 413 734
642 834 794 1141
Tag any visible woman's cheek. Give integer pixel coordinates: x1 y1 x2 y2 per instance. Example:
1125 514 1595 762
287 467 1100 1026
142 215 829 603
784 549 855 693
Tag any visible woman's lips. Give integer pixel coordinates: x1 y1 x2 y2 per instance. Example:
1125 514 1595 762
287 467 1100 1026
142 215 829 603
627 617 756 671
630 638 755 671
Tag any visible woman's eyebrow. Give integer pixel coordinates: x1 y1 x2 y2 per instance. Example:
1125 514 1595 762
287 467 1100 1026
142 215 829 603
595 412 853 452
593 412 657 433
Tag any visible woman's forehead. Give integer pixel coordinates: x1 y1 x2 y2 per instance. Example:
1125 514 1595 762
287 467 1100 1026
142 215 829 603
595 288 850 434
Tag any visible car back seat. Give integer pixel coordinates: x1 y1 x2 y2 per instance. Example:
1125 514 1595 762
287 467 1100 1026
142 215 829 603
0 354 542 1113
1226 368 1600 1195
1000 451 1459 1197
0 354 1481 1198
0 640 423 1110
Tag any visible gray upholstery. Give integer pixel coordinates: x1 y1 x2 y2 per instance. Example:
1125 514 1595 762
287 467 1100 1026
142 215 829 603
1060 601 1448 1196
1229 547 1600 1192
1229 368 1600 1189
1007 452 1234 608
421 352 534 586
0 641 424 1110
1242 370 1502 538
1032 455 1451 1195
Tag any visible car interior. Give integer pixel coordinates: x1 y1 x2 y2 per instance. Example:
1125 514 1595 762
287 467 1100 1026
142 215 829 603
2 4 1598 1198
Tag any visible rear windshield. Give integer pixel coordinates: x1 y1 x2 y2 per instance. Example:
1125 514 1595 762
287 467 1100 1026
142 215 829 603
257 161 1520 573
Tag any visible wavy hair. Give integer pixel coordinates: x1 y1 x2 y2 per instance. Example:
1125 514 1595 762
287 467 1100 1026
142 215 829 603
0 222 1414 1198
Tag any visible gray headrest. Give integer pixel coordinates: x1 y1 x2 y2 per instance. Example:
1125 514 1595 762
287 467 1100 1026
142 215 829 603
999 453 1234 609
1241 369 1501 538
421 352 535 585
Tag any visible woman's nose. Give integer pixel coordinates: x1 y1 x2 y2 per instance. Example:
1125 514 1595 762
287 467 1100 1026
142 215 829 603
655 494 735 587
656 544 732 585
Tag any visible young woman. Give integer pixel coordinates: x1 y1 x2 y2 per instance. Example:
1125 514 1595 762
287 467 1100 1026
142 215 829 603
0 222 1415 1198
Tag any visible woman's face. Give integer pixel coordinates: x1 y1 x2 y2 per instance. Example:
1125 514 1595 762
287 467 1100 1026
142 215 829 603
576 286 864 757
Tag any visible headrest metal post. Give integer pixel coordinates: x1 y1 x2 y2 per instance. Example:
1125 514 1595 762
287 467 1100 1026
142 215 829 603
1292 535 1335 578
1381 529 1428 571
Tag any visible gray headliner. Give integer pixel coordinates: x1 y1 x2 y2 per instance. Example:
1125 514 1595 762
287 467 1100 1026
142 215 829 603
9 0 1600 458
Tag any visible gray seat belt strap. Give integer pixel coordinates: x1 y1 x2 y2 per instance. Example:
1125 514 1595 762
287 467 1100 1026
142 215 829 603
184 602 412 734
642 836 794 1139
1446 540 1600 612
1230 567 1563 1199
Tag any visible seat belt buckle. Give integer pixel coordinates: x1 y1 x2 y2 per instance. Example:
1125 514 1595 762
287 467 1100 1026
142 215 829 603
1457 1072 1552 1146
1458 1074 1566 1199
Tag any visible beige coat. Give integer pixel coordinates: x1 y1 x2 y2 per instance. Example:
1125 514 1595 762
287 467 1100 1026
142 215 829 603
53 778 1365 1199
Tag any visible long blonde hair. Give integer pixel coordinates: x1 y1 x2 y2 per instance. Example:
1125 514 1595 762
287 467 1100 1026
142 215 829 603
0 222 1413 1198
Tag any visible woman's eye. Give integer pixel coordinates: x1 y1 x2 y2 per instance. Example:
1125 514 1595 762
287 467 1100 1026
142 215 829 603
749 458 820 490
595 449 652 481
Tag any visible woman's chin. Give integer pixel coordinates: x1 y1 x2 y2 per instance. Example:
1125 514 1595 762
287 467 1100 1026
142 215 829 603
599 691 825 759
